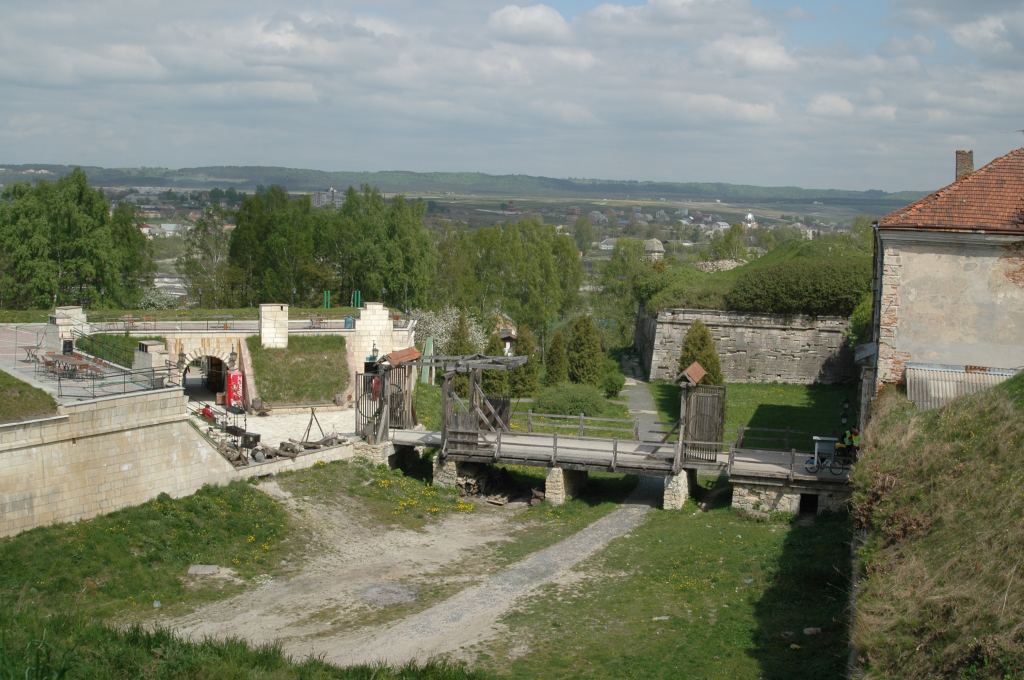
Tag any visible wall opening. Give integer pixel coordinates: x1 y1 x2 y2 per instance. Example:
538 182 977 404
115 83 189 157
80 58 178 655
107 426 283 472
183 356 226 403
799 493 819 515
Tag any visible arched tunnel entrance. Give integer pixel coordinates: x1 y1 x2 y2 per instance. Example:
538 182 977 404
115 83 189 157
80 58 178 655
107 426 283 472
183 355 227 402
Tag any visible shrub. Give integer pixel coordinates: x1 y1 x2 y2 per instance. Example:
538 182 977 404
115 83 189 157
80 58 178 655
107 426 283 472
724 258 870 317
544 330 568 386
600 358 626 398
534 383 608 416
846 291 873 346
566 316 602 386
678 320 724 385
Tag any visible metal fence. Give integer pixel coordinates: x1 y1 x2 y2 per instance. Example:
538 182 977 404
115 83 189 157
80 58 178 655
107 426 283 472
906 362 1019 410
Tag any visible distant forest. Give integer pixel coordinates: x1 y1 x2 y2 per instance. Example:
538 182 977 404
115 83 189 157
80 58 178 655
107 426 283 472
0 164 925 206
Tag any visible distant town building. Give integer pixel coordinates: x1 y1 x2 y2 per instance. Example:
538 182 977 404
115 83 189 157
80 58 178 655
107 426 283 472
599 237 618 251
312 187 344 209
643 238 665 262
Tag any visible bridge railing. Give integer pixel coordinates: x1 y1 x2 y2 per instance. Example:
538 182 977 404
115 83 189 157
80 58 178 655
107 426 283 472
516 410 639 440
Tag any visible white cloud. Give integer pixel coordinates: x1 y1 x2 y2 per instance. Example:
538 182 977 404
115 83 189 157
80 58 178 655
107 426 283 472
702 35 797 71
950 15 1013 53
488 4 572 43
808 94 855 117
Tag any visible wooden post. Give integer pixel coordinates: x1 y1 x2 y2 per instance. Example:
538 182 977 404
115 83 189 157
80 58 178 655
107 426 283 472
678 384 689 442
673 435 683 474
727 444 736 476
789 448 796 482
612 439 618 472
495 429 502 462
552 431 558 465
527 409 533 433
633 418 640 441
579 413 585 437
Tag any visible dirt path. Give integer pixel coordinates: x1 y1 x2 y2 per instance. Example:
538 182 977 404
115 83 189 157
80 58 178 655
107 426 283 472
168 476 660 667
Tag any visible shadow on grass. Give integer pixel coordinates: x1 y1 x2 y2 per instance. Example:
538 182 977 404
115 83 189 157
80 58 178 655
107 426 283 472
749 512 853 679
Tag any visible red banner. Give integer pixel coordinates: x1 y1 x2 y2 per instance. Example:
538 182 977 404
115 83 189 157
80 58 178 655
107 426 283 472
226 370 244 408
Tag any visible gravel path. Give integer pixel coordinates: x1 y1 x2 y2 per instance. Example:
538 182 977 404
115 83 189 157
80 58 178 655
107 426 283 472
292 476 662 667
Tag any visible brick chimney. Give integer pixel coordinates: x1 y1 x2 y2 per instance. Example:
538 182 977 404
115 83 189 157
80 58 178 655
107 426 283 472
955 149 974 180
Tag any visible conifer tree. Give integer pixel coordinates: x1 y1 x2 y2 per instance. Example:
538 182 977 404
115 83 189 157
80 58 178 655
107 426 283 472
567 315 603 386
509 325 540 397
678 320 724 385
544 329 569 386
481 332 509 395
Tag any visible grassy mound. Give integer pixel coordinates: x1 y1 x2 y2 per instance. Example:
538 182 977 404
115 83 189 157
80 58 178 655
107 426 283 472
77 332 166 367
247 335 348 405
0 369 58 424
852 374 1024 678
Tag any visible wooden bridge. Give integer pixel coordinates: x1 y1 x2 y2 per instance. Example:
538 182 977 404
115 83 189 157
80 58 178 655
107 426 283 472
361 354 850 512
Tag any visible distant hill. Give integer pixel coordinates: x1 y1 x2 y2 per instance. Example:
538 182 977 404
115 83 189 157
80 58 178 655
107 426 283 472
0 163 925 207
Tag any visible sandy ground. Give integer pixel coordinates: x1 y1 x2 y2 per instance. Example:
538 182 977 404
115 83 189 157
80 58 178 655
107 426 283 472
165 476 661 667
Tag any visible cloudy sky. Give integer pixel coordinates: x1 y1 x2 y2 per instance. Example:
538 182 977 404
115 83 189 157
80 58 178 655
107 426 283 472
1 0 1022 191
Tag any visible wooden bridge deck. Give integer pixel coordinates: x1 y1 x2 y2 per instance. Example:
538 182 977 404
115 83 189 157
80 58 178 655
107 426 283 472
390 429 849 486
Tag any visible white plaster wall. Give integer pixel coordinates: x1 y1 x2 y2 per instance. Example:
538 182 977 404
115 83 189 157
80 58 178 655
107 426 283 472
878 238 1024 385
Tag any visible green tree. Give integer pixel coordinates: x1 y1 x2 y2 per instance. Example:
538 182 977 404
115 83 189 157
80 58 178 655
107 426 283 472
481 333 509 395
544 329 569 386
572 216 594 253
178 209 233 308
447 310 475 397
597 238 647 347
709 224 747 261
566 315 603 386
509 325 540 397
678 320 724 385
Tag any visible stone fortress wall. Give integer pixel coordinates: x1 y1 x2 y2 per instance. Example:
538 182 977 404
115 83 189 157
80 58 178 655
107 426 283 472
0 388 356 538
636 308 854 384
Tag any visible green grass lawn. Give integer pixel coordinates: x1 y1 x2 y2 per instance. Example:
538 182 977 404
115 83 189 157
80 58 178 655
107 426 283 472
247 335 348 405
477 507 852 680
413 382 443 431
650 381 857 451
0 369 58 424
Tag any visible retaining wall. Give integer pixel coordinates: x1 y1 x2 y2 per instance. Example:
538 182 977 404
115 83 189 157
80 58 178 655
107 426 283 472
636 308 854 383
0 388 356 538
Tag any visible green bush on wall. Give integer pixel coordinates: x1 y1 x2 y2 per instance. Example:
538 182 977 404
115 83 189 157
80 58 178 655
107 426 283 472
534 383 612 417
725 258 870 317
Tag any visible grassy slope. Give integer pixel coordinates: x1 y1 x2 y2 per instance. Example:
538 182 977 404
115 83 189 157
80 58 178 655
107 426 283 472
852 375 1024 679
0 369 58 424
645 236 871 313
77 332 166 367
478 508 852 680
0 475 483 678
246 335 348 404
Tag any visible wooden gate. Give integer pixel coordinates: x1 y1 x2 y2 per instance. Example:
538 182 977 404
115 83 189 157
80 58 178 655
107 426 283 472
677 384 726 464
355 364 417 443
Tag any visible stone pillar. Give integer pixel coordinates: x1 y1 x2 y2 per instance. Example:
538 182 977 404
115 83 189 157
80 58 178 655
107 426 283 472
545 467 588 506
662 469 695 510
44 306 88 352
432 455 459 488
259 303 288 349
133 340 170 389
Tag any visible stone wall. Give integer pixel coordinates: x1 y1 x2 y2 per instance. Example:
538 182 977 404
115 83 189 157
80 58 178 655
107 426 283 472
731 482 850 517
662 469 695 509
545 467 587 505
637 308 854 384
875 231 1024 390
0 387 357 538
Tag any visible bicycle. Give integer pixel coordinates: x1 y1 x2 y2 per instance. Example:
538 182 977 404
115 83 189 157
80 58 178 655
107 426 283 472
804 451 851 476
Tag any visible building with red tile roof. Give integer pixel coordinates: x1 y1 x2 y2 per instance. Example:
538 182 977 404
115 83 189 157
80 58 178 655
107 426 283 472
867 148 1024 411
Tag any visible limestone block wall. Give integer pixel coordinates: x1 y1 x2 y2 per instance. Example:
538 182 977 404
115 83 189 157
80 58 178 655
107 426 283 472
875 232 1024 390
731 482 850 516
0 389 235 538
662 469 695 509
731 483 801 516
259 303 289 348
344 303 417 401
637 308 854 384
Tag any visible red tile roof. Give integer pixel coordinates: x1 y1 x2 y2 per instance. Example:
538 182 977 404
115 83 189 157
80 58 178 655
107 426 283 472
879 147 1024 234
